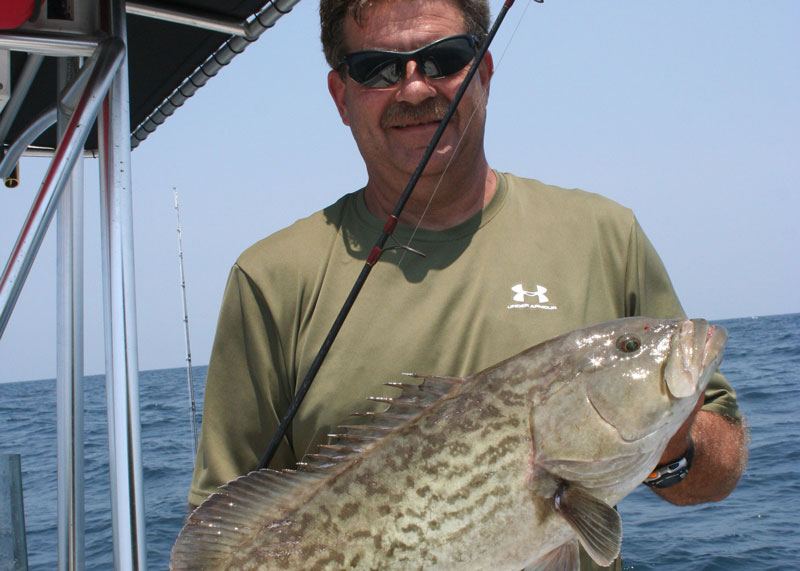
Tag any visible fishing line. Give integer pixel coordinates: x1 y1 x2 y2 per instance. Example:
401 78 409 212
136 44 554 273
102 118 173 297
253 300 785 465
258 0 540 471
396 0 533 268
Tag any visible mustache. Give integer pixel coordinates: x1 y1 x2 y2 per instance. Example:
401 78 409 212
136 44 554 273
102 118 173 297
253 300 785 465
380 97 456 129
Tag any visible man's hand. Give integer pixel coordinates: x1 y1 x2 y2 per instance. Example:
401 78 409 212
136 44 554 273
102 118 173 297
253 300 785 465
652 398 748 506
658 395 704 467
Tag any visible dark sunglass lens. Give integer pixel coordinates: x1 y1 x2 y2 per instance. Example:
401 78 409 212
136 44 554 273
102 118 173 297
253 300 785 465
420 37 476 79
421 57 445 78
365 60 405 87
348 53 404 87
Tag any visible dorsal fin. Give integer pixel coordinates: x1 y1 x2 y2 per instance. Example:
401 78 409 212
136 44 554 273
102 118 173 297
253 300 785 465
401 372 463 395
171 373 463 569
298 373 462 471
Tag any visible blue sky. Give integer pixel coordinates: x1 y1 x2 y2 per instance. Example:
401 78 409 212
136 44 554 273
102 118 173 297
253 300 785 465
1 0 798 382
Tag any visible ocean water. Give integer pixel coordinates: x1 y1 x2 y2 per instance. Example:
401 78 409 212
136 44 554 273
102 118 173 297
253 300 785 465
1 313 798 569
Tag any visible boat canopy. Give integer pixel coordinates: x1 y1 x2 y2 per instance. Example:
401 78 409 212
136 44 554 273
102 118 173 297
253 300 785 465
1 0 299 152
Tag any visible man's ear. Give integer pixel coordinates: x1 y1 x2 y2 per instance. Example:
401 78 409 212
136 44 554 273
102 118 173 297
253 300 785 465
328 70 350 126
478 49 494 99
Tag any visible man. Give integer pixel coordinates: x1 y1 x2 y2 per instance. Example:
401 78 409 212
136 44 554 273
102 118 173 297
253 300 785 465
189 0 747 567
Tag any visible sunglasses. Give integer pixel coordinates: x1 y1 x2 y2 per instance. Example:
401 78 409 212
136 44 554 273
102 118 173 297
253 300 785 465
340 34 480 88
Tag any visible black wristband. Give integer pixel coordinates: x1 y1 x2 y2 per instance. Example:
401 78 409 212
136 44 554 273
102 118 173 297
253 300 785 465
643 438 695 489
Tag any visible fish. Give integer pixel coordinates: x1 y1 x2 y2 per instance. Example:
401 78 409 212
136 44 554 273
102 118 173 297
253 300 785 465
171 317 726 570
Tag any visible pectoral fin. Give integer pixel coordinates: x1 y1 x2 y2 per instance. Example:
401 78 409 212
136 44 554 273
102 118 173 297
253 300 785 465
524 541 580 570
553 484 621 567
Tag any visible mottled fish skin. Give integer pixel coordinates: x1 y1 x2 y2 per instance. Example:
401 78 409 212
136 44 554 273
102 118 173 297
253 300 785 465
171 317 727 570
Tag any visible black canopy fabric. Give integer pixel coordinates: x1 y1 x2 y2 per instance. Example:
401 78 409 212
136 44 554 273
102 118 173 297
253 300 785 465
4 1 281 151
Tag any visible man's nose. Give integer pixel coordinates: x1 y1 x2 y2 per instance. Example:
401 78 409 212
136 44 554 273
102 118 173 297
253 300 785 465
395 60 437 104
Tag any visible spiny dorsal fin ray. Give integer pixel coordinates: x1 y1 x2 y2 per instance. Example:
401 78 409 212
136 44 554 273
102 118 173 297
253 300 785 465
326 431 380 443
337 373 462 436
171 372 465 569
402 372 463 393
368 395 428 410
554 483 622 567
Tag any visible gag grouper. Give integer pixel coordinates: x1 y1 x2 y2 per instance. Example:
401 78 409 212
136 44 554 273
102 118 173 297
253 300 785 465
171 317 727 570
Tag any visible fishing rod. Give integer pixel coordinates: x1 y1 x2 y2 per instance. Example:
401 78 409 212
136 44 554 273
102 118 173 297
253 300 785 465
174 186 199 456
258 0 538 470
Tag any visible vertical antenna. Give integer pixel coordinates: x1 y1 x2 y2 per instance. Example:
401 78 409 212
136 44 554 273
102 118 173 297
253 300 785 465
173 187 199 455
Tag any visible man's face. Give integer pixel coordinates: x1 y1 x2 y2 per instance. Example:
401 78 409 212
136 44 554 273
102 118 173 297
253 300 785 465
328 0 493 185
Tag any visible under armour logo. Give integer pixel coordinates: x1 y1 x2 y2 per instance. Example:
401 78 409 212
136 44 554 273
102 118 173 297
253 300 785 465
511 283 549 303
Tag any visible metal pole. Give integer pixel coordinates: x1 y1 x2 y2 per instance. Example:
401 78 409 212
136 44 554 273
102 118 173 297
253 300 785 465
173 187 198 455
126 1 247 37
0 31 101 58
98 0 147 568
56 57 85 571
0 107 57 181
0 39 125 341
0 454 28 571
0 54 43 146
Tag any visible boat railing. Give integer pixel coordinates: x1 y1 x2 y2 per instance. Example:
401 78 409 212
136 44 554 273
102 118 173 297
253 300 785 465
0 1 299 568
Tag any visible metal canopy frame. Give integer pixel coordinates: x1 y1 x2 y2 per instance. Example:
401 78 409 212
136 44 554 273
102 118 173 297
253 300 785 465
0 0 299 568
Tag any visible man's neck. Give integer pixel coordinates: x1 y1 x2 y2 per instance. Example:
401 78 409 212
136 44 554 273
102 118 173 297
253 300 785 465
363 164 497 231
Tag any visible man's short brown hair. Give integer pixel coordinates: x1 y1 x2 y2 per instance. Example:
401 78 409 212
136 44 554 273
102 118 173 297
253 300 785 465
319 0 491 70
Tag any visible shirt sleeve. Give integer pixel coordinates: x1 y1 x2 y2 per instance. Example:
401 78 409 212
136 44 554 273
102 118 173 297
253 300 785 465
625 217 742 421
188 264 296 506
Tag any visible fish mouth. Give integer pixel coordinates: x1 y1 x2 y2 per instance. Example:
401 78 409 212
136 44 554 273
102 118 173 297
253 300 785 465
664 319 727 399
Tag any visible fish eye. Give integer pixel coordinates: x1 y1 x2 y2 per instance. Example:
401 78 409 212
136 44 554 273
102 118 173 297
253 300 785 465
616 335 641 353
